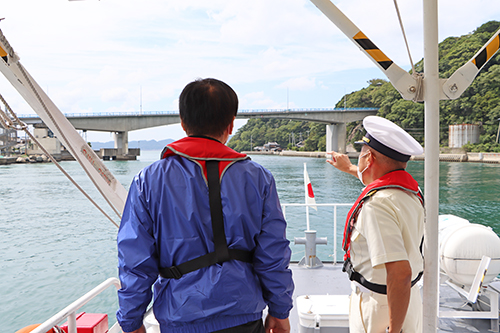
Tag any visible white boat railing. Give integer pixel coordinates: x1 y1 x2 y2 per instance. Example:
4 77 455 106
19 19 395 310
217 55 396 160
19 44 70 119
28 205 350 332
31 277 121 333
281 203 353 265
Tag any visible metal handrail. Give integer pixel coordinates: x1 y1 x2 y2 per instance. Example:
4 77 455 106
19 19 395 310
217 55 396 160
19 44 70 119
16 107 379 119
281 203 353 264
31 277 121 333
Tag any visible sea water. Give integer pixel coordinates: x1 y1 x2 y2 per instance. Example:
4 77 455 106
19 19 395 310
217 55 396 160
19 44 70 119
1 151 500 331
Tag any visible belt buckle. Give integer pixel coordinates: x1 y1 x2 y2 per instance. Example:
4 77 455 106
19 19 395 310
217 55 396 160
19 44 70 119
169 266 183 279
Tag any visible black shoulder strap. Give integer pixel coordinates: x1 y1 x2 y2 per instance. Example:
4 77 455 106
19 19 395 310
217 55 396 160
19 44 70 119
159 160 252 279
207 161 230 263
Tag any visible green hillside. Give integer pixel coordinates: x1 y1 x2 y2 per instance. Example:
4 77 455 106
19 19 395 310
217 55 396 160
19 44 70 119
228 21 500 152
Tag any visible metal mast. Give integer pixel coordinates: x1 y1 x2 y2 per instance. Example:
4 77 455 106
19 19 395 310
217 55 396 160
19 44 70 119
422 0 439 331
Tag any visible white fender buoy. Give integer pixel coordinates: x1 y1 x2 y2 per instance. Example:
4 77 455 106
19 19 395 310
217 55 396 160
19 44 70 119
439 214 500 286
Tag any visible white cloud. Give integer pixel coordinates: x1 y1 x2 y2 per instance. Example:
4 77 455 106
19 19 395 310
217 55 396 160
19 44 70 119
277 77 317 91
0 0 498 142
240 91 283 109
101 87 129 104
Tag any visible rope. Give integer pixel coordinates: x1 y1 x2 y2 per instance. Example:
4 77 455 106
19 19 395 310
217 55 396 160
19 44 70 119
393 0 415 75
393 0 424 102
0 94 120 228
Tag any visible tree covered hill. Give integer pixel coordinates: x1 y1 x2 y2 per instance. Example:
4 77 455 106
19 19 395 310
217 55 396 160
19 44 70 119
228 21 500 152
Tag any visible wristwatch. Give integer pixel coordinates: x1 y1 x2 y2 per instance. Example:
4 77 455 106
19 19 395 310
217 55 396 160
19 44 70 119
386 328 403 333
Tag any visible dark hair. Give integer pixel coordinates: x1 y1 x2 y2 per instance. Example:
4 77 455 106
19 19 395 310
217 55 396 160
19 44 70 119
179 78 238 137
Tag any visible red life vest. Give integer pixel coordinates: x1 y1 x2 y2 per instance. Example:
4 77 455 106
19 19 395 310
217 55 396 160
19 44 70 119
159 136 253 279
342 169 424 294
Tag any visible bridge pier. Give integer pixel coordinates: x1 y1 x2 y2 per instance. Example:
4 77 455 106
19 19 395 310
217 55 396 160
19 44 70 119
97 131 139 160
114 131 129 155
326 123 346 153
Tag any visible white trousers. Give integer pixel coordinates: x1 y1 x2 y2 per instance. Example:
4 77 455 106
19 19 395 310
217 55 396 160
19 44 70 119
349 283 422 333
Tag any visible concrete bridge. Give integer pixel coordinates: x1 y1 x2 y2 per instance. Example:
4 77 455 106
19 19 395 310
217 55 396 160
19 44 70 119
19 107 378 155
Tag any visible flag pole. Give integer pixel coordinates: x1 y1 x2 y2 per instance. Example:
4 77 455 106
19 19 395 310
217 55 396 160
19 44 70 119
304 163 311 231
306 204 310 231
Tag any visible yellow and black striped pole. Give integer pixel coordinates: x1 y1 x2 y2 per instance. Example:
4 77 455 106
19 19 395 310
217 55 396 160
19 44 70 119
0 29 16 64
310 0 417 101
0 46 7 63
472 33 500 70
353 31 394 70
444 28 500 99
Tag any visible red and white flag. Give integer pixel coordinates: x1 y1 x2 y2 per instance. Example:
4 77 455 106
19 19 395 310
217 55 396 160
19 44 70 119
304 163 317 210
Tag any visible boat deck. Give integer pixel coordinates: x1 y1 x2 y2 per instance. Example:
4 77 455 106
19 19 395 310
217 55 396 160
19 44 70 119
289 262 500 332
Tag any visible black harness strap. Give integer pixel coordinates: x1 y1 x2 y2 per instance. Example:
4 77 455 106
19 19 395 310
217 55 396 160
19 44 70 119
159 160 252 279
343 257 423 295
207 160 230 263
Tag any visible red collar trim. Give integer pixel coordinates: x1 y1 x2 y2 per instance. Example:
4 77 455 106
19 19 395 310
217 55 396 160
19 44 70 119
362 170 420 195
161 137 248 185
161 137 247 160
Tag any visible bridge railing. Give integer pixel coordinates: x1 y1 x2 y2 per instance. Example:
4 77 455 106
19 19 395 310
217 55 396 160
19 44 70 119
17 107 378 119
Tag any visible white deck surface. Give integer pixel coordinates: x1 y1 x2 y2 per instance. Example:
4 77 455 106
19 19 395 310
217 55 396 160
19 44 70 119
289 262 500 332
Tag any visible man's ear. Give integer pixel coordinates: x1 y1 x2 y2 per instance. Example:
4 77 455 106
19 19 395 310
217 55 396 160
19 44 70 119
180 120 189 135
366 149 375 165
227 116 235 135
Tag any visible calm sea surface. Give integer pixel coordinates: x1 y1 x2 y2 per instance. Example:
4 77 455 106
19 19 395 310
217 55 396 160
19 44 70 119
1 151 500 331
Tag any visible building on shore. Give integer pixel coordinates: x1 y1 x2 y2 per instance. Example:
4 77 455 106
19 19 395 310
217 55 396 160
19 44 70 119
27 123 139 161
449 124 480 148
28 123 62 158
0 126 17 156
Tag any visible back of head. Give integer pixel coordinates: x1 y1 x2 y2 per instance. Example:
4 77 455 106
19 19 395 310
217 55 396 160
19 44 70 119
179 78 238 137
369 147 408 171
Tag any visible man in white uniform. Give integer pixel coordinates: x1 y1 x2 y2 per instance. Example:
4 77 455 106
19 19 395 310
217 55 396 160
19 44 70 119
327 116 424 333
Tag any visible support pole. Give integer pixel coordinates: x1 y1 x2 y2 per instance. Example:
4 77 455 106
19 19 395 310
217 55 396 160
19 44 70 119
306 205 310 231
326 124 336 152
325 123 346 153
113 131 129 156
337 123 346 153
496 118 500 144
422 0 439 331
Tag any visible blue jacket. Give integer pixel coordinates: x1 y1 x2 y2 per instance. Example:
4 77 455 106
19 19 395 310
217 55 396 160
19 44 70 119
116 137 294 332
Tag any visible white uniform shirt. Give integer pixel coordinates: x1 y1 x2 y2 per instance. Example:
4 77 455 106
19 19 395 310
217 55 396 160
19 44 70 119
350 188 424 285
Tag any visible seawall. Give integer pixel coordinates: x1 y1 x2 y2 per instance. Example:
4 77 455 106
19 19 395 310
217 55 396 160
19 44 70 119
244 151 500 164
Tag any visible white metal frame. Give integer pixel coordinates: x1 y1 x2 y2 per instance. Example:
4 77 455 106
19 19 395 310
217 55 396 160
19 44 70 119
30 278 122 333
439 256 499 332
440 286 499 332
0 30 128 218
307 1 500 331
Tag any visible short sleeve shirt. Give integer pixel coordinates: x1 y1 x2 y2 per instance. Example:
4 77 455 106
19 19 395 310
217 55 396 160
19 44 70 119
350 188 424 285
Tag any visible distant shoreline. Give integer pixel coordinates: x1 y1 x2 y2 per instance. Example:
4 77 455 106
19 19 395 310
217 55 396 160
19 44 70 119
3 150 500 165
244 150 500 164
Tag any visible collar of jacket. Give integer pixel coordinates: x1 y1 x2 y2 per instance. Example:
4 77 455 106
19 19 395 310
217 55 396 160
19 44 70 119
161 136 249 185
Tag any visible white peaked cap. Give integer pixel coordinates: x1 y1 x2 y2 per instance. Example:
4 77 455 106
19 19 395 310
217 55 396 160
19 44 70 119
357 116 424 162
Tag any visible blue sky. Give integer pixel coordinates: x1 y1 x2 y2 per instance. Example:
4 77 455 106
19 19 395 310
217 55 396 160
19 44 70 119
1 0 499 142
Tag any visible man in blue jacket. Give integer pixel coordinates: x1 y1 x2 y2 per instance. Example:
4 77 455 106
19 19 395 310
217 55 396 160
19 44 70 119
116 78 294 333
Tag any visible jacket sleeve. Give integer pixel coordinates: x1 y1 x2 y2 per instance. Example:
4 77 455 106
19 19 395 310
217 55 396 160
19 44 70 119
252 173 294 319
116 174 159 332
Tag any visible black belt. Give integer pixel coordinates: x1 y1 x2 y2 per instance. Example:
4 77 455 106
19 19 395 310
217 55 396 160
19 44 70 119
343 257 423 295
